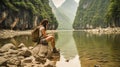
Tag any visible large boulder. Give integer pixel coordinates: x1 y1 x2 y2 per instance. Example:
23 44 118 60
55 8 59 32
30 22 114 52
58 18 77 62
32 44 51 58
0 43 16 52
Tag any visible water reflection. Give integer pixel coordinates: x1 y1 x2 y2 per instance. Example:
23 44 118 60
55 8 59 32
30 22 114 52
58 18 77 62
55 31 81 67
73 31 120 67
0 35 34 47
57 55 80 67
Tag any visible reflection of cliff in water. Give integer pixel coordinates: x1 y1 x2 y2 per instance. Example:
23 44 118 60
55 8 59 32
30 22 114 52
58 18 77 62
56 31 78 60
73 31 120 67
56 31 81 67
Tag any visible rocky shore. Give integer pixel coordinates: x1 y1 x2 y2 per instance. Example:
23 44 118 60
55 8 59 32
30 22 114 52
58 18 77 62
0 30 32 39
0 30 56 39
0 27 120 39
84 27 120 34
0 43 60 67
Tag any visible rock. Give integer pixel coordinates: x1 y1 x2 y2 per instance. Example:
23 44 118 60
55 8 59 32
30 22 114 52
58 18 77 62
44 59 56 67
17 50 32 57
94 65 100 67
18 43 26 48
7 57 18 65
0 49 6 53
22 57 33 63
32 44 50 58
0 40 60 67
8 49 18 54
0 57 8 66
0 43 16 52
17 56 25 60
48 52 60 61
28 46 34 50
0 53 4 56
21 47 28 51
66 60 69 62
35 57 46 64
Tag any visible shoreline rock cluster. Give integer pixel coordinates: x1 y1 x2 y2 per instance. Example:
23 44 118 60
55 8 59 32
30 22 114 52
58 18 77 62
0 30 55 39
84 27 120 34
0 43 60 67
0 30 31 39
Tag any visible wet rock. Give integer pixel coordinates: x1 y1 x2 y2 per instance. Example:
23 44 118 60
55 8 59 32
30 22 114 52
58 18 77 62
44 64 55 67
44 59 56 67
66 60 69 62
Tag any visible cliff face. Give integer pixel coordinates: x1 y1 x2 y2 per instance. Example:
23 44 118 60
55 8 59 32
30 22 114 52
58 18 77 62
73 0 110 29
50 0 78 30
58 0 78 22
0 0 58 30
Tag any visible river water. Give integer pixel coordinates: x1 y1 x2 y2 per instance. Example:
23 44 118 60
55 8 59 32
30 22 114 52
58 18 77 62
0 30 120 67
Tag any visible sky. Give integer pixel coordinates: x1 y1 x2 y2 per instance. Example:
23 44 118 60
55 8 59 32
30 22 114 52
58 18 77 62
52 0 80 8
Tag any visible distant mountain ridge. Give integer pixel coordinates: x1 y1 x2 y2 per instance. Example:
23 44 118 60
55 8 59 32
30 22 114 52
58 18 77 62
49 0 78 30
58 0 78 22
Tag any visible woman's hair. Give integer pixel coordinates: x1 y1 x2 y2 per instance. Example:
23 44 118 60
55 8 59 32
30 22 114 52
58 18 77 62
40 19 48 30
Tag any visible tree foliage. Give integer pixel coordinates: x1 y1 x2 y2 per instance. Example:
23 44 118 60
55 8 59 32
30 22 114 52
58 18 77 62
0 0 58 30
106 0 120 27
73 0 110 29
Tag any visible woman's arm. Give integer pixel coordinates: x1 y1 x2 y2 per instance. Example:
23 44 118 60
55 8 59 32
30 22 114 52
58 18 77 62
41 28 48 38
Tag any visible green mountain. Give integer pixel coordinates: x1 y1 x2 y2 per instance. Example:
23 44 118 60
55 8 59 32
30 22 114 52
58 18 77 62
106 0 120 27
0 0 58 30
49 0 72 30
73 0 110 29
49 0 78 30
58 0 78 22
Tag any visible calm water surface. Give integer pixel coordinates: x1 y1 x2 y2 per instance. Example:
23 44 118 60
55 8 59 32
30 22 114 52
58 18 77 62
0 30 120 67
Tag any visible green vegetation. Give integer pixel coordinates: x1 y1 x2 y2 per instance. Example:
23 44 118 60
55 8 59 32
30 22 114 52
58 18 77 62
0 0 58 30
73 0 110 29
73 0 120 30
106 0 120 27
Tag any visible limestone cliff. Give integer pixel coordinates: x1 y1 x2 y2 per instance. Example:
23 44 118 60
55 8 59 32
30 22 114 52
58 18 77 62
0 0 58 30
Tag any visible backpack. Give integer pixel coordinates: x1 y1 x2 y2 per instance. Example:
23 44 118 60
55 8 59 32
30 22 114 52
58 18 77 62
31 26 40 42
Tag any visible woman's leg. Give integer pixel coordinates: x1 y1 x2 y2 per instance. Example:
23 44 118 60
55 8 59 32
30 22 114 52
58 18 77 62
45 36 55 48
45 36 58 53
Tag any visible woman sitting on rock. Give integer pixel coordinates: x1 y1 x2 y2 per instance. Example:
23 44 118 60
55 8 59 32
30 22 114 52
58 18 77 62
38 19 58 53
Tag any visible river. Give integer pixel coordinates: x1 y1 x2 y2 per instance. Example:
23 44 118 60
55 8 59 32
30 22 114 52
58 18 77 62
0 30 120 67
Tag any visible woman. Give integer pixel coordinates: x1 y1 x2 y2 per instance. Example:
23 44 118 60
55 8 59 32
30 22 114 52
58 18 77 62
39 19 58 53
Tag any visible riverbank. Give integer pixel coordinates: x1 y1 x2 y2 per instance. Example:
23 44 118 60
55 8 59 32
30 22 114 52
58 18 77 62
0 30 32 39
0 42 60 67
0 28 120 39
84 27 120 35
0 30 57 39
